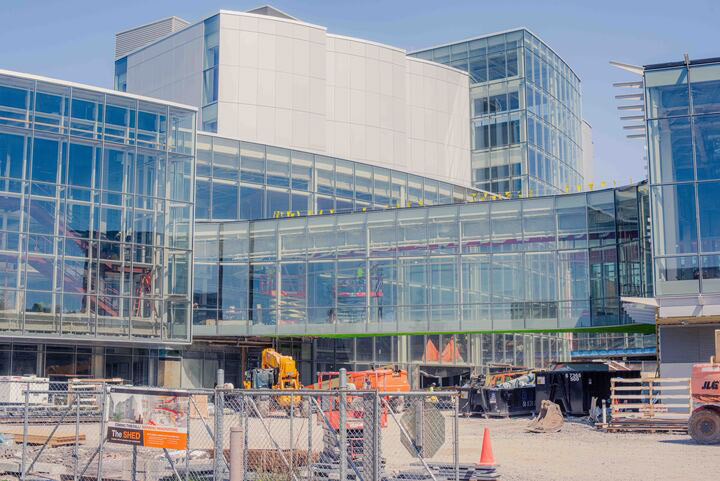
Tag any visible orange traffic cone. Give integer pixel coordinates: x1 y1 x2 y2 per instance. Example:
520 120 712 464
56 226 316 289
477 428 496 467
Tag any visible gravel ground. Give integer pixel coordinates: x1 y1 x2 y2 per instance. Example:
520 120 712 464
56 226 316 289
463 416 718 481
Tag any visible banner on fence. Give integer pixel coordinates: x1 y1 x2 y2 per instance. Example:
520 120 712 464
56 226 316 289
106 387 190 450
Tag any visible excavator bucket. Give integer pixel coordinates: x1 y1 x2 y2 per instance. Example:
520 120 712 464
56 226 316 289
526 400 564 433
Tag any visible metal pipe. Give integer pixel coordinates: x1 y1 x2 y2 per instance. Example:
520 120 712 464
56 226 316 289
453 395 460 481
21 383 29 481
602 399 607 425
229 426 244 481
307 395 313 481
186 392 191 481
131 445 137 481
214 369 225 481
339 369 347 481
97 385 106 481
74 393 80 481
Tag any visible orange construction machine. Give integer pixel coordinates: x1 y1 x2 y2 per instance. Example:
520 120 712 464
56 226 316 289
309 367 410 412
688 329 720 444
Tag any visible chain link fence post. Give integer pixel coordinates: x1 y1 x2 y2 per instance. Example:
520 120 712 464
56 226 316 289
454 394 460 481
338 369 347 481
74 392 80 481
214 369 225 481
97 385 107 481
307 394 313 481
243 394 248 481
20 382 29 481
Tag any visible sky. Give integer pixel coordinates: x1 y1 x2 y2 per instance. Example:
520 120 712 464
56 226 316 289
2 0 718 185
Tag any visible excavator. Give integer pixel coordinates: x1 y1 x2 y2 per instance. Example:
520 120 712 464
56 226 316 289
688 329 720 444
243 348 308 417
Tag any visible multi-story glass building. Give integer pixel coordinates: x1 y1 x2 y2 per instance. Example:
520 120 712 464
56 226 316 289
410 29 589 196
0 69 196 345
625 57 720 377
0 7 665 388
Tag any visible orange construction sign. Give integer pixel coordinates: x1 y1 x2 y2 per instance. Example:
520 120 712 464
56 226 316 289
107 387 190 450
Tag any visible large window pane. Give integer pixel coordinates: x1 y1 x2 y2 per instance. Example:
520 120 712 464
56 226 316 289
645 68 689 118
698 182 720 252
32 138 59 183
211 182 238 220
647 117 693 183
239 185 264 220
694 114 720 181
651 184 697 255
690 63 720 114
212 138 239 180
0 132 24 179
655 256 699 295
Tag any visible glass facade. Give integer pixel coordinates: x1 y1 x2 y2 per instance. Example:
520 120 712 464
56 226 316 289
646 60 720 295
192 185 650 336
571 332 657 358
0 333 570 387
195 133 483 221
0 71 196 343
410 29 584 197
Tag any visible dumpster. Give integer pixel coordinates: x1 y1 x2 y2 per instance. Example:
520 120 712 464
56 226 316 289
482 385 536 417
535 363 640 416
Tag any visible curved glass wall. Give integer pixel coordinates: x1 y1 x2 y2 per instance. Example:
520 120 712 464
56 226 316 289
411 29 583 197
646 60 720 296
195 133 482 221
0 72 196 343
193 185 649 336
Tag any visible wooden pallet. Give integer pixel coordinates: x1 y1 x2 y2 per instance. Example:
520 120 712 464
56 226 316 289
598 419 688 434
0 426 86 446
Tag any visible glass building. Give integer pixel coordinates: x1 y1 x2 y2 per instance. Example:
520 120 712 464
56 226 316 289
195 133 483 222
192 184 651 337
645 58 720 296
0 70 196 344
410 29 585 197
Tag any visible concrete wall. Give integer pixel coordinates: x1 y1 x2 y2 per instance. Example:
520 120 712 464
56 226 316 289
659 324 720 378
125 22 205 117
121 10 472 187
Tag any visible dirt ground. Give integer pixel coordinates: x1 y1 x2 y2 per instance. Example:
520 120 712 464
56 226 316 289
460 416 717 481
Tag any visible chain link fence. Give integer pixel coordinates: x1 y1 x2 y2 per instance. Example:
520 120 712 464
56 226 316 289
0 376 488 481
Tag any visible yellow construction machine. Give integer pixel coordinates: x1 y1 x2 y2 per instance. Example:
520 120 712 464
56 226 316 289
243 348 308 416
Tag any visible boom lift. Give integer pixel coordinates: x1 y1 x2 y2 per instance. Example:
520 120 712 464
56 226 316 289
244 348 308 416
688 329 720 444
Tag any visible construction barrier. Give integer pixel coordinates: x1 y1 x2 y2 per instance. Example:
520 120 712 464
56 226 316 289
0 376 488 481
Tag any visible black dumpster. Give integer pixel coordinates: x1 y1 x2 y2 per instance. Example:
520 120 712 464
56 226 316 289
535 363 640 416
482 385 536 417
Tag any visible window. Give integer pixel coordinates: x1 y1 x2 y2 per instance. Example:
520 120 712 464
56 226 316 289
698 182 720 252
651 184 697 256
32 138 59 183
690 63 720 114
694 114 720 181
0 132 24 179
647 117 693 183
645 68 689 119
212 182 238 220
202 15 220 132
114 58 127 92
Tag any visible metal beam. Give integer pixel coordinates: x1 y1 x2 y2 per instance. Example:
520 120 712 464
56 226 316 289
609 60 644 75
618 104 645 111
615 93 644 100
613 81 643 88
620 114 645 121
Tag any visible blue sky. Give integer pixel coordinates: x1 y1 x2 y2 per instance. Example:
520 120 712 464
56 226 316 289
2 0 717 184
